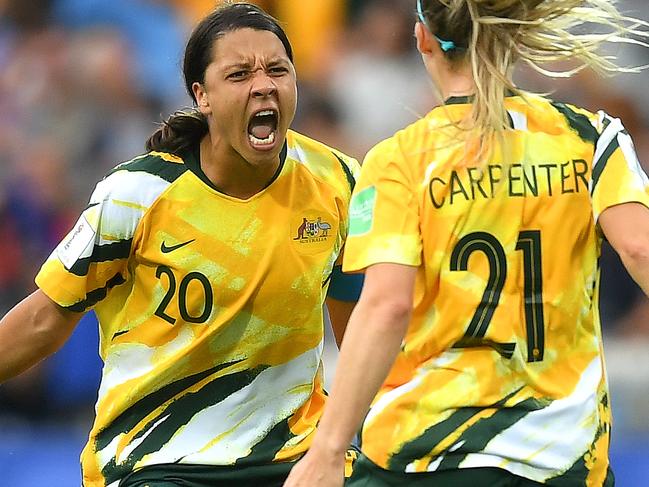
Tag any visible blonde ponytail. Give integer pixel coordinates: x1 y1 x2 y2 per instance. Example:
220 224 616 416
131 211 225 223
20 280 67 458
419 0 649 140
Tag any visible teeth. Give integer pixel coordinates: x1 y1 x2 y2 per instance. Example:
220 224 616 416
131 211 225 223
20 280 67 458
255 110 275 117
248 131 275 146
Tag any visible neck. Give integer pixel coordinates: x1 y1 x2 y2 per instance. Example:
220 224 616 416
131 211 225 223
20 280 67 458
198 136 281 200
428 57 475 101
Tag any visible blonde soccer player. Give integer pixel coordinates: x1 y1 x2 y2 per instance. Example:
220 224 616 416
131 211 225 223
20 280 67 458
285 0 649 486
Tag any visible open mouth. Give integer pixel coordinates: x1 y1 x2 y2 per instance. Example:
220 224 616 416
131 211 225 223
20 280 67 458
247 109 278 148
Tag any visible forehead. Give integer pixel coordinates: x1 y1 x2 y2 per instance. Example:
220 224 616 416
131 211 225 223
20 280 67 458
210 28 289 67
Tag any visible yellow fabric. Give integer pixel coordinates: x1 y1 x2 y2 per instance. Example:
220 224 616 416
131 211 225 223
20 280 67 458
343 94 649 484
36 130 359 487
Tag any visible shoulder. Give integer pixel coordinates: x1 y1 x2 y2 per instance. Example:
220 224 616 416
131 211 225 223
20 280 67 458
364 136 400 164
96 151 190 208
367 109 443 164
286 130 360 194
107 151 189 182
542 96 630 145
530 95 601 142
362 118 421 170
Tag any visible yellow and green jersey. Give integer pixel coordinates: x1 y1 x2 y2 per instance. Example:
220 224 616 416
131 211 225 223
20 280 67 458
343 94 649 485
36 130 360 487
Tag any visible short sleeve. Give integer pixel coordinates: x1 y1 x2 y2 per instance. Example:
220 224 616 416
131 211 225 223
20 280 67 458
342 138 422 273
591 112 649 222
35 171 148 312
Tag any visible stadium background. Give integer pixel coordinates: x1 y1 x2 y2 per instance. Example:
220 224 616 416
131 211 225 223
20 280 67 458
0 0 647 485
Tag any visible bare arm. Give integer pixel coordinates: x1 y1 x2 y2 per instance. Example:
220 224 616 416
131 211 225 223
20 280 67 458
599 202 649 296
325 297 356 348
284 263 416 487
0 290 82 383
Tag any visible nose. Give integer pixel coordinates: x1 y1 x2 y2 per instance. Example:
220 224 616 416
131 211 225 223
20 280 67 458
251 70 277 98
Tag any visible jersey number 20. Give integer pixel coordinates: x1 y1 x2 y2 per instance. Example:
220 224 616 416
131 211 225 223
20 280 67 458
154 265 213 325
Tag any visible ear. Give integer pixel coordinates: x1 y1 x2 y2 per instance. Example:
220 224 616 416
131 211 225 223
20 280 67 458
192 81 211 115
415 22 441 59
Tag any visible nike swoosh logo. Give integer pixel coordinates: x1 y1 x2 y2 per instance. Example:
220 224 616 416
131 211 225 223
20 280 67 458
161 239 195 253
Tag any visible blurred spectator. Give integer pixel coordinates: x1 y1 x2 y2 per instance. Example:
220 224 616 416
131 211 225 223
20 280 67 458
272 0 345 81
0 194 23 312
324 0 435 157
4 137 76 281
293 85 353 157
1 0 52 32
52 0 187 113
57 28 162 194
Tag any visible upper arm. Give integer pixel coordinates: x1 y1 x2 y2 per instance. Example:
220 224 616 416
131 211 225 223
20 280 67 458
0 290 83 382
591 111 649 223
35 169 159 312
26 289 83 339
360 263 417 314
326 264 417 347
589 113 649 259
599 202 649 259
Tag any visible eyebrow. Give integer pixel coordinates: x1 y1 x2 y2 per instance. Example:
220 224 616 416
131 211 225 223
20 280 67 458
221 57 289 71
221 61 252 71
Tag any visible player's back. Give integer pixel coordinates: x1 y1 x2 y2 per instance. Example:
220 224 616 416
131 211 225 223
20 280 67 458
352 93 642 483
416 94 602 374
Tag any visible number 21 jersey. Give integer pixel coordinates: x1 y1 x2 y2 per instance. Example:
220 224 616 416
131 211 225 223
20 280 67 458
343 94 649 485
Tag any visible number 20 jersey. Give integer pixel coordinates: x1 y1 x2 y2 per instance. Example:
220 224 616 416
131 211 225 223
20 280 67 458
343 94 649 485
35 130 359 487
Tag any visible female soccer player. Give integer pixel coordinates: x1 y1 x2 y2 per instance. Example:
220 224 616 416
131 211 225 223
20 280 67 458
0 3 361 486
285 0 649 486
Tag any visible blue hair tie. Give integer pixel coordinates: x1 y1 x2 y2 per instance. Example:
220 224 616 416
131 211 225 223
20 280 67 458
434 36 456 52
416 0 457 52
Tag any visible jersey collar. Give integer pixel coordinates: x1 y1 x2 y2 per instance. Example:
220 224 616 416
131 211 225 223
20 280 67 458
444 90 519 106
183 141 288 195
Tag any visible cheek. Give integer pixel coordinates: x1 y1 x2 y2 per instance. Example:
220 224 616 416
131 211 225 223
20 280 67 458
209 103 244 139
214 97 242 125
280 83 298 118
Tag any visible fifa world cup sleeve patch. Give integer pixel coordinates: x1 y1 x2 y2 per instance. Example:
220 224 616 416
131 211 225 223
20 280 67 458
56 214 96 270
349 185 376 237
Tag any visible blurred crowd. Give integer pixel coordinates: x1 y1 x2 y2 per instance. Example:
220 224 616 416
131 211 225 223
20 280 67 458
0 0 648 423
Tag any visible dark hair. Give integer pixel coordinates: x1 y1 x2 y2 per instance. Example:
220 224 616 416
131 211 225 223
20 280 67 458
146 2 294 154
